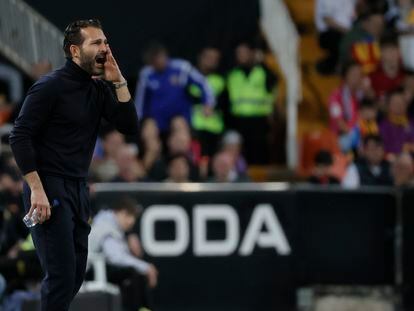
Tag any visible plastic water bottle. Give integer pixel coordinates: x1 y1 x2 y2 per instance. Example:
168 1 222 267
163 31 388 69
23 209 39 228
23 199 60 228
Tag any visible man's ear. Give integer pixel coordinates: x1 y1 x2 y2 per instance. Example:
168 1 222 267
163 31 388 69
70 45 80 59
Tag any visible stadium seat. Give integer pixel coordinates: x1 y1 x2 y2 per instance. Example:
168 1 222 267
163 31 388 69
284 0 316 29
300 34 326 65
298 128 349 179
307 66 341 106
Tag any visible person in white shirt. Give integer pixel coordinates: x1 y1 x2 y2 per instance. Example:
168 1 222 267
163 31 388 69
315 0 357 74
89 197 158 311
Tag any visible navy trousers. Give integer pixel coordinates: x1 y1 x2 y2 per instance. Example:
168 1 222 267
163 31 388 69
23 175 91 311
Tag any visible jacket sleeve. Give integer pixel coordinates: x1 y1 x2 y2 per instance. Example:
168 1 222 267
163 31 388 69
186 65 215 107
102 236 150 274
101 81 139 135
134 67 151 119
9 77 56 175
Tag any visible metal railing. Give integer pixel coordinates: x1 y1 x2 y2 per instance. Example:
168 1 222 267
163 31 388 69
260 0 301 170
0 0 64 75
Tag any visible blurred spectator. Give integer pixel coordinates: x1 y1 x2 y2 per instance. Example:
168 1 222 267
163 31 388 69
91 128 126 182
111 144 147 182
400 0 414 28
140 118 160 143
308 150 340 185
392 152 414 186
167 129 200 181
0 273 5 300
329 62 365 152
0 152 27 260
209 151 249 182
220 130 248 176
135 42 214 133
168 124 195 159
387 0 414 32
342 135 393 188
356 0 388 16
30 61 52 81
0 91 13 127
339 9 384 73
0 62 23 105
315 0 357 74
0 159 41 295
369 35 405 99
0 234 41 298
379 88 414 156
170 116 202 164
403 69 414 116
88 197 158 311
165 154 191 183
0 166 23 200
126 233 144 259
227 42 277 164
0 196 28 259
139 118 165 181
352 98 380 147
170 115 190 134
190 47 226 156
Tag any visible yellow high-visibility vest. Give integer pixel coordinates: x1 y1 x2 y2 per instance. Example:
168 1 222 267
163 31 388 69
190 74 225 134
227 66 273 117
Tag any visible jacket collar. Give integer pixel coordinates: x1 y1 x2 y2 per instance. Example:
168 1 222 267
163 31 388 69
63 58 92 81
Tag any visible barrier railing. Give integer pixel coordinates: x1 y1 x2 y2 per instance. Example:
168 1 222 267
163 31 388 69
91 182 410 311
0 0 64 75
260 0 301 170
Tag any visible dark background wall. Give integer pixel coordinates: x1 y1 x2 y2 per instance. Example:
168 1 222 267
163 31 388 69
24 0 260 81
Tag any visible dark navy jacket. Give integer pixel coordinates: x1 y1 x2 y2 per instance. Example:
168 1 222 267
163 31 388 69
9 59 138 179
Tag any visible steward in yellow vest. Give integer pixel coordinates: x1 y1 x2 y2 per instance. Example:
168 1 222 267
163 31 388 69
227 42 277 164
190 73 225 134
227 65 273 117
190 47 226 156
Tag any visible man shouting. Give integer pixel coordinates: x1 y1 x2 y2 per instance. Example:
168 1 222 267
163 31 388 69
9 19 138 311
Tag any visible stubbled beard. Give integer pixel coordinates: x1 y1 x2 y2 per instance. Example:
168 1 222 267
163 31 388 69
79 49 103 76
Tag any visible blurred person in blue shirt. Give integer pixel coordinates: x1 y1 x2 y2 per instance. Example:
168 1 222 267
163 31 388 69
0 273 5 301
135 43 215 133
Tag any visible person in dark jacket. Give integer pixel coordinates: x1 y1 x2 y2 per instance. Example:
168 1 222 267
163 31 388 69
342 135 393 188
308 150 340 185
9 19 138 311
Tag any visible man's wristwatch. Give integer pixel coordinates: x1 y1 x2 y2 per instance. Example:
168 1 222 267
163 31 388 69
113 80 128 89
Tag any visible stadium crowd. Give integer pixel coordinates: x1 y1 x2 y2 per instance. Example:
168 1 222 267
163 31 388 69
309 0 414 187
0 38 276 310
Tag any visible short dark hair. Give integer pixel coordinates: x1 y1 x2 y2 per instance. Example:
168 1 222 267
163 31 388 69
236 41 256 51
358 6 386 22
63 19 102 58
167 153 190 166
143 41 167 64
404 69 414 76
112 196 142 217
363 135 383 147
380 33 399 49
386 86 405 103
359 97 377 110
314 150 333 166
340 61 360 78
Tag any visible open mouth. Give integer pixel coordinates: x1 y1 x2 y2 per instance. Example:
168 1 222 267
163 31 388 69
95 54 106 65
